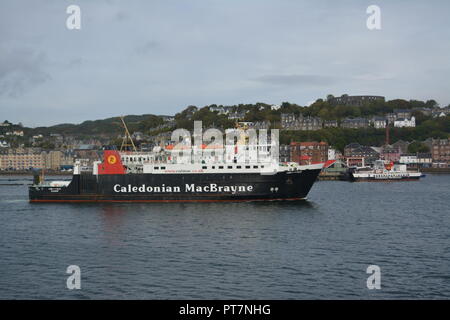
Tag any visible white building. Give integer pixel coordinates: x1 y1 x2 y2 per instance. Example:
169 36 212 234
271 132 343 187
399 154 432 165
432 111 446 118
271 104 281 111
6 130 24 136
328 148 336 160
372 117 387 129
394 116 415 128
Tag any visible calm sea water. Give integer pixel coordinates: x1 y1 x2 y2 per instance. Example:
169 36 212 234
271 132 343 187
0 174 449 299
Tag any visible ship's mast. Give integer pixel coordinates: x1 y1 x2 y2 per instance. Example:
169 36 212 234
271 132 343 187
119 116 137 152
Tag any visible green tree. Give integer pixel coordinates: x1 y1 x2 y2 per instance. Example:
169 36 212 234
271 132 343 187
407 141 430 153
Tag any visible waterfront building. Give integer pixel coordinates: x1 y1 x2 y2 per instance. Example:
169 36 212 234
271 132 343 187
44 151 62 170
279 144 291 163
0 148 45 170
290 141 328 165
425 138 450 164
380 145 401 162
73 144 100 163
344 143 380 165
345 156 366 167
399 153 432 167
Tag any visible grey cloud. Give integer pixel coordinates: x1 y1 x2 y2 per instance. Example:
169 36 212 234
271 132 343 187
115 10 129 22
253 74 337 87
352 73 396 81
0 0 449 126
135 41 160 55
0 48 50 98
68 58 83 67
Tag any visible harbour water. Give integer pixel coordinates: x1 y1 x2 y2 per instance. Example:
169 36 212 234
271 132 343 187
0 175 449 299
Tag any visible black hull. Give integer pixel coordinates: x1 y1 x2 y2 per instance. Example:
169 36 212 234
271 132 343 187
29 170 321 202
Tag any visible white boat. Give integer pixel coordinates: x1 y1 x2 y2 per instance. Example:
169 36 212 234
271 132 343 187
351 160 422 182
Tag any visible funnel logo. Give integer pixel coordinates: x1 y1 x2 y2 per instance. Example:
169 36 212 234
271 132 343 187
107 155 117 165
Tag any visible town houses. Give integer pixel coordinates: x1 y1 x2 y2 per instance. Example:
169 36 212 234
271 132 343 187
0 96 449 172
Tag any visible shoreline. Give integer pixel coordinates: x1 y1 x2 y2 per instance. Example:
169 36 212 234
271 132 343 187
0 171 72 176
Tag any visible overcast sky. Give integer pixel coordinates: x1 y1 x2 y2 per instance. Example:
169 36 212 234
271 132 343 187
1 0 449 127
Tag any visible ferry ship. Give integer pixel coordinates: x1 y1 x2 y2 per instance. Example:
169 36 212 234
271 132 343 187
28 149 324 202
350 160 422 182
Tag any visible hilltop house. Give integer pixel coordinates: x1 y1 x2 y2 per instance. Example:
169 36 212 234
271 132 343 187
394 116 415 128
371 116 387 129
228 111 247 120
327 95 385 106
281 113 323 130
341 118 369 129
323 120 338 128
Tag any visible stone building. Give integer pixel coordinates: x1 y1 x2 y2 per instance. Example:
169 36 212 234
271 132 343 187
371 116 387 129
327 95 385 106
323 120 338 128
290 141 328 165
0 148 45 170
280 113 323 131
425 138 450 164
279 144 291 163
344 143 380 165
341 118 369 129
